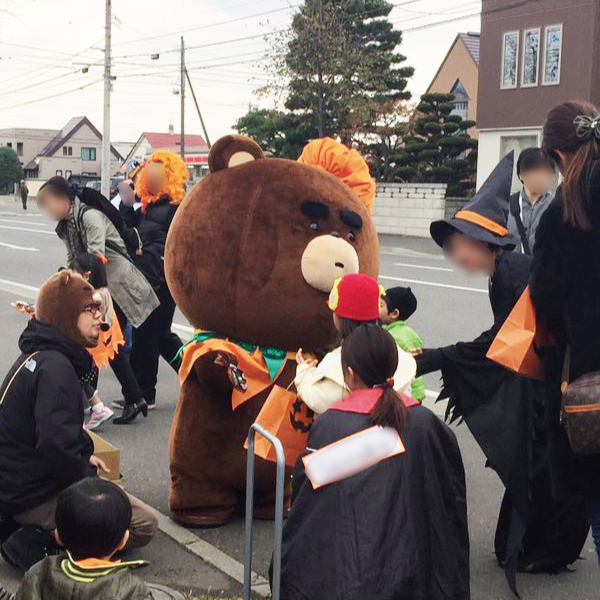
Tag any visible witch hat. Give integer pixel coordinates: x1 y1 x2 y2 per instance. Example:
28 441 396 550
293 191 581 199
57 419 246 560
430 151 519 249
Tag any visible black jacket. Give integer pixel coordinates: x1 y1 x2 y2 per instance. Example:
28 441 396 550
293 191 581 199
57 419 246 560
530 189 600 500
280 404 470 600
416 251 589 590
121 196 178 293
0 320 96 515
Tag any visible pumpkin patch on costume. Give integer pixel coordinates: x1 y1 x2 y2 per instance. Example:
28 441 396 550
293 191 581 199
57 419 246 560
164 134 380 527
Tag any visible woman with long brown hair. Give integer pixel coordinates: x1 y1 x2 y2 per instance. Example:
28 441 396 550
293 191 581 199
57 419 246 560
531 100 600 563
279 324 469 600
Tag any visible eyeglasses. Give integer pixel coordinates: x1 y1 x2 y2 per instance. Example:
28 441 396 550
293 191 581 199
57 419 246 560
82 305 102 318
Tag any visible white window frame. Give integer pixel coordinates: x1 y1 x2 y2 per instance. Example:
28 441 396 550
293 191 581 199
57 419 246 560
542 23 563 86
521 27 540 88
500 30 520 90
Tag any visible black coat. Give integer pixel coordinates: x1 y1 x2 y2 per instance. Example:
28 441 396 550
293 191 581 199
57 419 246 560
416 251 588 591
0 320 95 515
280 404 470 600
530 190 600 500
121 196 178 294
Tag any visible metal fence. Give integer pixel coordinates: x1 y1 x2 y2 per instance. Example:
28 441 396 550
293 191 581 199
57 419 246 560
244 424 286 600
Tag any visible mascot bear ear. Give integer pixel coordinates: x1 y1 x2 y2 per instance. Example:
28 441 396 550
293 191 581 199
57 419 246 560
208 135 265 173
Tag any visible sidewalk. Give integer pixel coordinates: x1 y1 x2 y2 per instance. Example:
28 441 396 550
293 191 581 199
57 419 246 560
0 529 242 598
378 233 442 257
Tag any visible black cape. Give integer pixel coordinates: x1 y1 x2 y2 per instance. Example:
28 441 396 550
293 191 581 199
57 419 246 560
417 252 589 593
280 404 470 600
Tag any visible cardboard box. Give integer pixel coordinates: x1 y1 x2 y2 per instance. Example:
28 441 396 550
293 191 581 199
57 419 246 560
87 430 121 483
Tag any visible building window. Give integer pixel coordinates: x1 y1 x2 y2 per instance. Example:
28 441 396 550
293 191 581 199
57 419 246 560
81 147 96 161
65 170 72 179
451 101 469 121
450 80 469 121
521 28 540 87
543 24 563 86
500 135 539 191
62 146 73 156
501 31 519 89
16 142 23 157
56 170 63 177
6 142 12 148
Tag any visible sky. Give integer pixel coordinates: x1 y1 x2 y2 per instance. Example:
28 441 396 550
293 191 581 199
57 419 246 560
0 0 481 145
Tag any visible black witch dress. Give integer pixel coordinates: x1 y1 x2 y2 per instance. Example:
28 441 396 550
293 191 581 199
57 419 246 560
279 389 470 600
417 251 589 593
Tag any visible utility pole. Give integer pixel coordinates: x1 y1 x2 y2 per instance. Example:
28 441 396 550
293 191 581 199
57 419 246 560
185 69 211 148
180 36 185 160
101 0 112 199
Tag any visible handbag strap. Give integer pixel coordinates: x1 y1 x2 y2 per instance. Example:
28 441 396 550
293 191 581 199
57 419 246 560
510 193 531 255
561 347 571 394
0 352 40 410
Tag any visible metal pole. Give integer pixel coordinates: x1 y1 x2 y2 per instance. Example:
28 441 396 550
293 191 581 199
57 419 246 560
185 68 211 149
101 0 111 199
180 36 185 160
244 424 285 600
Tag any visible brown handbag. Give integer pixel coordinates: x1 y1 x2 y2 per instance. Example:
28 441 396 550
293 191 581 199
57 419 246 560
561 349 600 456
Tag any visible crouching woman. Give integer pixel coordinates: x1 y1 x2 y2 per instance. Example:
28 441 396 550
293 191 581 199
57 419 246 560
279 325 469 600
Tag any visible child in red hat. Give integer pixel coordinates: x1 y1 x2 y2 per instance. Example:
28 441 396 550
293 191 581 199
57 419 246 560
295 273 416 414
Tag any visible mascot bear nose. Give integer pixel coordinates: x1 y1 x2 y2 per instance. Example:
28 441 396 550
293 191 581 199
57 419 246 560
301 234 360 293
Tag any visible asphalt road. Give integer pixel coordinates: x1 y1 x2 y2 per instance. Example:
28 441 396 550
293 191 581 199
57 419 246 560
0 204 596 599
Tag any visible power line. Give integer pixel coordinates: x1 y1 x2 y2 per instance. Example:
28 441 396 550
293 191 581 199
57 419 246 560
0 78 102 111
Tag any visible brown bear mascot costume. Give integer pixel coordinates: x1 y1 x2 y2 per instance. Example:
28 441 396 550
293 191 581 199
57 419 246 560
165 135 380 526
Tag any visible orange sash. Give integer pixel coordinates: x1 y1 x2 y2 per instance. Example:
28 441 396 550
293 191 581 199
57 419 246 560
179 338 295 409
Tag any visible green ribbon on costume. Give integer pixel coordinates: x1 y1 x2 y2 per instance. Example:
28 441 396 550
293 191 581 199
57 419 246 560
172 330 287 380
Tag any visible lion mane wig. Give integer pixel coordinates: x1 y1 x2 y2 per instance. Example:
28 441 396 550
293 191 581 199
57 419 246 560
136 150 190 211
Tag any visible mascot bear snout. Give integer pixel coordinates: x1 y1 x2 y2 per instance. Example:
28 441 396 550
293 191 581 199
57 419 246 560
301 234 359 293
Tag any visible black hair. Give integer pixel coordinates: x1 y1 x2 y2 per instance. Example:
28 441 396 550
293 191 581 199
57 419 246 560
542 100 600 229
341 324 408 434
516 147 554 177
337 316 378 342
73 252 108 289
383 287 417 321
38 176 75 201
55 477 132 561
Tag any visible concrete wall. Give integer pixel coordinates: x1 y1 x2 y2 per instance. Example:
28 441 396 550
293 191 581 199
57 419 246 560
373 183 447 238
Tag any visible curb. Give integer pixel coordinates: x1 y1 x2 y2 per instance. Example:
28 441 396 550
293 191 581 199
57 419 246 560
148 583 184 599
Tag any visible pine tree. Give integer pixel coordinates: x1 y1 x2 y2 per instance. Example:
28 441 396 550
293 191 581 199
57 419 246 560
395 93 477 197
0 147 23 193
285 0 414 143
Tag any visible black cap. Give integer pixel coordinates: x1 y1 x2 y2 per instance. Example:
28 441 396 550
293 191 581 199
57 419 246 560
383 286 417 321
430 151 519 249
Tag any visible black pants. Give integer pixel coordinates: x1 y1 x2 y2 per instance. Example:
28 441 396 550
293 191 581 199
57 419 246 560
21 195 27 210
112 303 144 406
130 287 182 402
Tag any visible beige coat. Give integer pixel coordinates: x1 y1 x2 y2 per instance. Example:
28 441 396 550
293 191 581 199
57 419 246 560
56 198 159 328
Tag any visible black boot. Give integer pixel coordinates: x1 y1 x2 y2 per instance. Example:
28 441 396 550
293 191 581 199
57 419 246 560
113 399 148 425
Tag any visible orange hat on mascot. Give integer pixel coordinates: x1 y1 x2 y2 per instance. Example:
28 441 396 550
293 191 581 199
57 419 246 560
135 150 189 212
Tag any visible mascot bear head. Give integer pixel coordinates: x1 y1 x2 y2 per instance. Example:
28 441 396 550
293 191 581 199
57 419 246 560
165 135 379 351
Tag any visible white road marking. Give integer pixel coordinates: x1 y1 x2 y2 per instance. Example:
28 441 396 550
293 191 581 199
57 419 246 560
394 262 454 273
0 224 54 235
172 322 194 336
380 275 487 294
0 218 48 227
0 242 39 252
0 278 39 298
155 511 269 596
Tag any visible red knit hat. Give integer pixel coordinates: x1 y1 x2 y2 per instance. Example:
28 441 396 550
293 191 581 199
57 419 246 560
328 273 383 321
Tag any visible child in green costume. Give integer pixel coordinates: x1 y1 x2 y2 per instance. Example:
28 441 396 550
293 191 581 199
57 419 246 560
380 287 425 401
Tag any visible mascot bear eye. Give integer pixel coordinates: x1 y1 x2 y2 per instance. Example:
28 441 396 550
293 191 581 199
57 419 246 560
310 222 319 232
347 231 356 243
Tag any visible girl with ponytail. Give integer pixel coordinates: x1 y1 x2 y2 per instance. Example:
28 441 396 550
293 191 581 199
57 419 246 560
531 100 600 563
280 323 469 600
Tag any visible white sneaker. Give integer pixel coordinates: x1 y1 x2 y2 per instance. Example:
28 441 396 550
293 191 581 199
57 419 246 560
85 406 115 430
